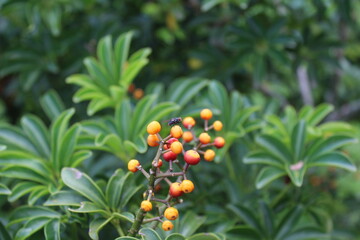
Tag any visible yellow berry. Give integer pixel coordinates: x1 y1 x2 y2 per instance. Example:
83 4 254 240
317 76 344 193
214 137 225 148
204 149 215 161
182 131 193 142
200 109 213 120
147 121 161 135
147 134 160 147
169 182 183 197
141 200 152 212
180 180 194 193
170 125 183 139
182 117 196 129
184 150 201 165
213 121 223 131
164 207 179 220
199 132 211 144
162 220 174 231
170 141 183 154
128 159 140 172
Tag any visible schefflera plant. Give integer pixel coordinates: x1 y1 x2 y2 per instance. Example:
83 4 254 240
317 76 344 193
244 104 357 188
66 31 151 116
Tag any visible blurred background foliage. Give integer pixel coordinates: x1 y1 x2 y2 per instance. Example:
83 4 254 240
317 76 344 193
1 0 360 121
1 0 360 239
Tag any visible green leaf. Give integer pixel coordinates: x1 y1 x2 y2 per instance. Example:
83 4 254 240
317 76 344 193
9 206 60 226
259 201 274 237
256 166 286 189
274 206 303 239
44 190 87 207
0 166 49 184
121 58 149 87
178 212 206 237
28 186 49 205
113 212 134 223
284 227 329 240
0 221 11 240
44 219 61 240
208 80 230 126
145 102 180 128
61 168 108 209
58 123 81 168
40 90 65 121
89 217 114 240
69 201 109 216
97 35 115 84
21 114 50 158
165 233 186 240
226 205 263 233
130 95 156 137
84 57 110 89
71 150 93 168
186 233 221 240
291 120 306 161
318 122 354 135
115 99 132 140
115 32 133 80
307 136 357 159
0 124 38 155
0 183 11 195
15 217 52 240
139 228 161 240
0 151 52 178
106 169 131 211
119 184 143 210
256 135 292 163
51 109 75 171
308 152 356 172
307 104 334 126
244 152 283 168
8 182 39 202
114 237 139 240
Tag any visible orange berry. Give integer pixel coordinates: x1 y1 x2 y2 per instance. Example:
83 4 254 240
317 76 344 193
169 182 183 197
199 132 211 144
180 180 194 193
128 159 140 172
204 149 215 161
147 134 160 147
182 131 193 142
164 138 178 149
162 221 174 231
170 141 183 154
214 137 225 148
184 150 201 165
170 125 183 139
133 88 144 99
182 117 196 129
141 200 152 212
213 121 223 131
157 159 163 167
200 109 212 120
163 151 177 161
147 121 161 135
164 207 179 220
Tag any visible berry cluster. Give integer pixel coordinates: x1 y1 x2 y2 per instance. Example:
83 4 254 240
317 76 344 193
127 109 225 236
